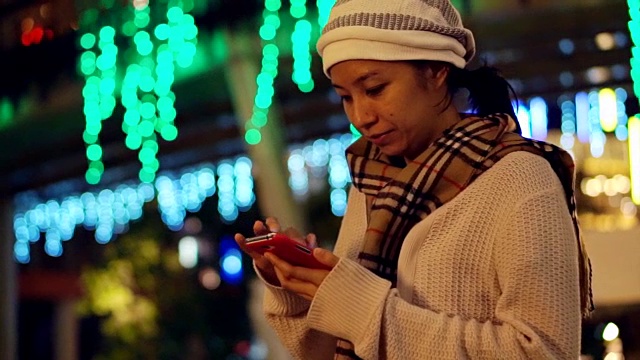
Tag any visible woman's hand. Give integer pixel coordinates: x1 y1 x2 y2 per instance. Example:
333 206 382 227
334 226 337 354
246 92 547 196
234 217 319 287
264 248 340 301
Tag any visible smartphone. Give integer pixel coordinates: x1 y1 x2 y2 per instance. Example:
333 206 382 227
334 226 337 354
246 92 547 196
244 233 330 270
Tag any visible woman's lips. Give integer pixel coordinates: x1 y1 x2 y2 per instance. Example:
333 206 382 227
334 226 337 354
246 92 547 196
368 130 392 145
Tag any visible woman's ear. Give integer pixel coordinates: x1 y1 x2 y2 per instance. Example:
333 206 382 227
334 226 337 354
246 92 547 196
418 62 450 91
430 64 450 90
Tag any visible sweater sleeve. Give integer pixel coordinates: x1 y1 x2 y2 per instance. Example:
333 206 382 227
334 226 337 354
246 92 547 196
306 185 581 360
260 186 366 359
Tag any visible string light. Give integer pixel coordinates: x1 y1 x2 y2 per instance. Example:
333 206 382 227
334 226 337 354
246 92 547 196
217 162 239 223
514 100 532 138
627 1 639 205
78 1 198 185
599 88 618 132
615 88 629 141
12 162 219 263
291 19 314 92
558 95 576 153
288 149 310 199
246 0 336 145
628 0 640 100
245 1 282 145
575 92 591 143
529 97 548 140
629 116 640 204
316 0 335 27
0 97 14 129
588 90 606 158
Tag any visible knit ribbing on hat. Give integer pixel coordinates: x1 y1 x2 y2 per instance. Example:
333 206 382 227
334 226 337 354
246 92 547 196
317 0 476 75
318 28 468 75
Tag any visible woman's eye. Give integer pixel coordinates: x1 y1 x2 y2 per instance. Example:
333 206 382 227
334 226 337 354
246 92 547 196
366 85 385 96
340 95 352 103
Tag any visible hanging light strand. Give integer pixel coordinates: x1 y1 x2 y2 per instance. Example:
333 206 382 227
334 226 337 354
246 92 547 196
245 0 283 145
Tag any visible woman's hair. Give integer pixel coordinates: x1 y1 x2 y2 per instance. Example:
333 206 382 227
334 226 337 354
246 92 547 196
411 61 521 134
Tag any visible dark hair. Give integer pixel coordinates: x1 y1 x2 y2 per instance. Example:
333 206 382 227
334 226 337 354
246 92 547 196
411 61 521 134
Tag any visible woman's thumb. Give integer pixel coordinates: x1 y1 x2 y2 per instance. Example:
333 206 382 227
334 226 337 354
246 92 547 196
313 247 339 268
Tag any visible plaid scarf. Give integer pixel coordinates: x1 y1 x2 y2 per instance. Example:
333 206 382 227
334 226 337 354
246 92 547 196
335 114 593 359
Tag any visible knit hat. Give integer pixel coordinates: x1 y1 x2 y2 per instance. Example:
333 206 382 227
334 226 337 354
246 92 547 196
316 0 476 77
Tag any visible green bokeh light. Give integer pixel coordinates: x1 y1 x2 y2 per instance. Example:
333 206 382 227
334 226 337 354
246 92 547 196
265 0 281 12
81 1 203 184
167 7 184 23
83 131 98 144
251 111 268 128
139 147 156 163
133 31 150 45
245 129 262 145
142 139 159 152
182 0 195 12
264 14 281 28
86 144 103 161
80 9 99 28
145 158 160 172
85 122 102 136
182 24 198 40
139 75 156 92
99 78 116 95
154 24 171 40
100 0 115 9
99 26 116 41
263 44 279 57
89 160 105 173
124 110 141 126
80 34 96 50
298 79 315 93
122 21 137 37
159 107 176 122
126 132 143 150
0 98 14 127
256 73 273 87
290 5 306 18
134 13 150 28
160 124 178 141
86 168 102 185
259 24 276 40
137 41 154 56
157 96 173 112
138 120 156 137
139 168 156 183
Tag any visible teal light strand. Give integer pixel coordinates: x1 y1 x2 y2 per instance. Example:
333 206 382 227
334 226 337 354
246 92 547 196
246 0 283 145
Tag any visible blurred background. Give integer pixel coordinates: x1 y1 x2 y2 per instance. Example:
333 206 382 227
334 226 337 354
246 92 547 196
0 0 639 359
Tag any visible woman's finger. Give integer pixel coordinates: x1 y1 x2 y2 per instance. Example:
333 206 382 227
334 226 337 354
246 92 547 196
305 233 318 248
265 252 330 285
236 233 269 266
270 263 316 300
265 217 281 232
253 220 269 236
282 227 303 241
234 233 251 253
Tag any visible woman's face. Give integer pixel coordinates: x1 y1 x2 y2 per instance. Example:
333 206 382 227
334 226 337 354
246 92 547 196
330 60 454 160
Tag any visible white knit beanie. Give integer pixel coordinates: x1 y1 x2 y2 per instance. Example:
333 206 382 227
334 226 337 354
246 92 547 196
316 0 476 77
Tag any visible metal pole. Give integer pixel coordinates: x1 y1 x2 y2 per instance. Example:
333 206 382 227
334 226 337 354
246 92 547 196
0 198 17 360
223 28 303 360
54 300 78 360
223 29 307 233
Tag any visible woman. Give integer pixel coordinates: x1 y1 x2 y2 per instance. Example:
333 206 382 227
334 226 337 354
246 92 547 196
235 0 593 359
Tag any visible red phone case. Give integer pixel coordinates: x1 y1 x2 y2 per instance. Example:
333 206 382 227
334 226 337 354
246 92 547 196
245 233 330 270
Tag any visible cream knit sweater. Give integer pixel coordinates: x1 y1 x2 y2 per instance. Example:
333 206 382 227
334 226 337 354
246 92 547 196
261 151 582 359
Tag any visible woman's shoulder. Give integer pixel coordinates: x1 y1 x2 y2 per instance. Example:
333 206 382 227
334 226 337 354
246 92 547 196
480 150 564 194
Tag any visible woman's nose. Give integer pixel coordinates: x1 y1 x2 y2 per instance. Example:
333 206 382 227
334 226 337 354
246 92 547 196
351 101 375 130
